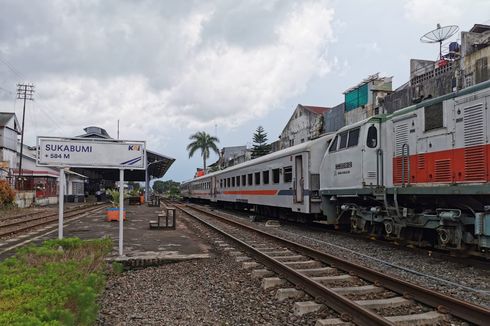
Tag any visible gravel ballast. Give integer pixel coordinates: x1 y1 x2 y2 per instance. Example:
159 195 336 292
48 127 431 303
213 208 490 308
97 215 332 325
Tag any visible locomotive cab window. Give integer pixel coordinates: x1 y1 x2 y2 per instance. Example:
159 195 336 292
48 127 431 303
329 135 338 152
272 169 280 184
283 166 292 183
338 131 348 149
347 128 360 147
366 124 377 148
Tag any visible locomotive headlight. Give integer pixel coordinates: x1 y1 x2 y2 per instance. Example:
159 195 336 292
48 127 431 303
370 206 381 213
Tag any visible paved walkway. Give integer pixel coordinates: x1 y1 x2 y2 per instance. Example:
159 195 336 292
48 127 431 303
0 203 211 262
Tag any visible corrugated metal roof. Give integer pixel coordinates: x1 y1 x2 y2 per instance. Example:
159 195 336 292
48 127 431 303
301 105 330 115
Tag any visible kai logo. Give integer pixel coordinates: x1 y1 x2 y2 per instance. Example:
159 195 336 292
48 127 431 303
128 145 141 151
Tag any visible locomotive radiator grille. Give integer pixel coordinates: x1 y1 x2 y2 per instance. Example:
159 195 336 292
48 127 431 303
463 103 486 181
434 159 452 182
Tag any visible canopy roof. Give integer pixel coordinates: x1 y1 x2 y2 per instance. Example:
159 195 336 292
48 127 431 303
72 150 175 181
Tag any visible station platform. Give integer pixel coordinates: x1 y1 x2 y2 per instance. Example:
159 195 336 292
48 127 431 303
0 203 211 264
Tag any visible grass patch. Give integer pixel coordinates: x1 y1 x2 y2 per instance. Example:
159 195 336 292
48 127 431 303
0 237 113 326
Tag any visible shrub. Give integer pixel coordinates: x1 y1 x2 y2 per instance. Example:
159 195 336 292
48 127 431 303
0 237 113 326
0 180 15 208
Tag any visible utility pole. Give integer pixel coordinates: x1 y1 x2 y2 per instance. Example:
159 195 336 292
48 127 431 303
16 83 34 190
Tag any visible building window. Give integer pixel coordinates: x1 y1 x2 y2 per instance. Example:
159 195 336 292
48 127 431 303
283 166 292 183
263 171 269 184
248 173 253 186
289 139 294 147
424 102 443 131
272 169 280 184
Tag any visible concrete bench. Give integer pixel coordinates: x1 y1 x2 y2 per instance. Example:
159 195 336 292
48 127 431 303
149 205 176 230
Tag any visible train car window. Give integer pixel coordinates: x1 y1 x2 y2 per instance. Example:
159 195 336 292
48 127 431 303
367 125 377 148
248 173 253 186
255 172 260 185
338 131 348 149
283 166 292 183
347 128 360 147
329 135 338 152
227 178 230 188
272 169 280 183
424 102 443 131
232 177 235 187
242 175 246 186
220 179 223 188
236 176 240 187
263 171 269 184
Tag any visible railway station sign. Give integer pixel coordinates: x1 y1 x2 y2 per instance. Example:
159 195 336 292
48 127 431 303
36 137 146 169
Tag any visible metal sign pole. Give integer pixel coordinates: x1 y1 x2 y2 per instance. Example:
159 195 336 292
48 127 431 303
119 169 124 256
58 168 65 239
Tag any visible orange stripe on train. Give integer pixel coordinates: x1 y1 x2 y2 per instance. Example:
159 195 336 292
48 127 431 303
223 190 279 196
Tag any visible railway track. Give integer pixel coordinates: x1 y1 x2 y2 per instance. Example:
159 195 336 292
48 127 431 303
0 203 109 238
178 203 490 326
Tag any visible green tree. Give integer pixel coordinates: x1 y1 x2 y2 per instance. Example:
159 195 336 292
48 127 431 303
251 126 271 159
186 131 220 172
153 180 180 194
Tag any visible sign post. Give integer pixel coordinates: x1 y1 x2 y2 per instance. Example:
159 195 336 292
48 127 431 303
58 168 65 239
36 137 146 256
119 169 124 256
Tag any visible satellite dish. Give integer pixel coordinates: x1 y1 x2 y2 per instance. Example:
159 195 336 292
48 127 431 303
420 24 459 60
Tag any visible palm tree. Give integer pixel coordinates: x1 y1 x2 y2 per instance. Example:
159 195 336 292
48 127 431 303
186 131 220 173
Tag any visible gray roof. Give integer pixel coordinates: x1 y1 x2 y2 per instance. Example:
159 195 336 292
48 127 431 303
0 112 15 126
0 112 21 133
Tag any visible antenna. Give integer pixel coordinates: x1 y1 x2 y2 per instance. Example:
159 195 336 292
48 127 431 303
420 23 459 60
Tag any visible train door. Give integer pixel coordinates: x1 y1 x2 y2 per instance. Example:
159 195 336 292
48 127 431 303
294 155 304 203
362 121 380 186
211 176 217 200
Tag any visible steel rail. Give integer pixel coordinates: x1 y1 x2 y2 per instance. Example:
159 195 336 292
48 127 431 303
0 203 108 237
183 204 490 326
178 205 393 325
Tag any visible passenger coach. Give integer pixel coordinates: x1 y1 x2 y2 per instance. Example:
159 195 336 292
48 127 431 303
181 135 332 220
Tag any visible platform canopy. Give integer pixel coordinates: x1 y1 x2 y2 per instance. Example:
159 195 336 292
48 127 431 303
71 149 174 182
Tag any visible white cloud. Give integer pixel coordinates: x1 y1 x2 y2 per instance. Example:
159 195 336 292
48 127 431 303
3 0 336 135
404 0 490 26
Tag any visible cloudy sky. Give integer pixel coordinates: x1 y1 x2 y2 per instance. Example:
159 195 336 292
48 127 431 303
0 0 489 181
